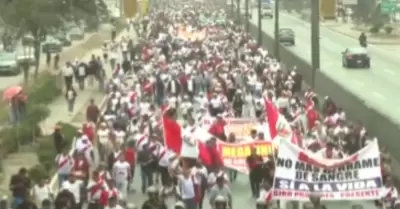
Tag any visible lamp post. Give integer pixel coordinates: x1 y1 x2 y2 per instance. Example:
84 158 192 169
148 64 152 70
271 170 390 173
274 0 280 61
236 0 241 24
257 0 262 45
245 0 249 33
231 0 234 16
310 0 320 88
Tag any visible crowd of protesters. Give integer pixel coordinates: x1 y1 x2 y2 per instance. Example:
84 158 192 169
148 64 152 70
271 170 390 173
5 1 399 209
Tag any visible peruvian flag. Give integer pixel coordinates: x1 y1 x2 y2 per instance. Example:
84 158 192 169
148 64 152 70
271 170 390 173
264 99 298 146
162 106 215 166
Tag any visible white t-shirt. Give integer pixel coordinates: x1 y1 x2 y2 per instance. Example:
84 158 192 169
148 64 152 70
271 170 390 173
62 180 83 201
32 184 52 204
210 98 222 108
78 66 86 77
63 66 74 77
191 166 208 185
114 130 126 144
98 129 110 145
55 154 74 175
207 171 229 185
112 161 131 182
177 175 197 199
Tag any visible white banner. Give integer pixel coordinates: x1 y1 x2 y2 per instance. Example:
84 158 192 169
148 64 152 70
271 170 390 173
273 139 383 200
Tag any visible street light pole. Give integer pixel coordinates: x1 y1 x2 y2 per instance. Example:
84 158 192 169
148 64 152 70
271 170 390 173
231 0 234 16
311 0 320 88
274 0 280 61
257 0 262 45
236 0 241 24
245 0 249 33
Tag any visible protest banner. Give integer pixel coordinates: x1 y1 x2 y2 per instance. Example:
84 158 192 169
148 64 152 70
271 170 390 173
217 140 274 173
273 139 383 200
202 117 265 138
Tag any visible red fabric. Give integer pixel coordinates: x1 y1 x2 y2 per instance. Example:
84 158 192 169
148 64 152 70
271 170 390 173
162 106 182 154
141 47 150 62
124 148 135 167
162 105 213 166
73 158 89 178
264 99 279 139
83 124 94 142
179 74 188 86
130 92 137 103
306 109 319 131
99 190 109 205
208 121 225 137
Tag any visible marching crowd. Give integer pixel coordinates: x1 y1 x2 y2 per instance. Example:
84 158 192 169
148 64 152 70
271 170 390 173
6 1 399 209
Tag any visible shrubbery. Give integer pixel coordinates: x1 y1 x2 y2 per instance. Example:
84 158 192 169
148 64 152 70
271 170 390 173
0 72 61 156
29 122 79 183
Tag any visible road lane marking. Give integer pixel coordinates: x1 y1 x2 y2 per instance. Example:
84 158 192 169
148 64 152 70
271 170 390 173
372 92 386 101
383 69 395 75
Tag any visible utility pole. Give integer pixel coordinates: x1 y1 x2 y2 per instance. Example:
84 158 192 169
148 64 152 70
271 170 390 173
231 0 234 16
257 0 262 45
310 0 320 88
236 0 241 24
274 0 280 61
245 0 249 33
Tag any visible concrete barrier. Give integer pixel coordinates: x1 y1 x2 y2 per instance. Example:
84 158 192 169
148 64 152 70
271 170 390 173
236 12 400 187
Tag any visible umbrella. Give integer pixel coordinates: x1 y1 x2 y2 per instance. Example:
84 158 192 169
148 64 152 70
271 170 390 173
3 86 23 101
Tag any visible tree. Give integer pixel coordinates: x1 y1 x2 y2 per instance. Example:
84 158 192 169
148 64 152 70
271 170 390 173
0 0 62 79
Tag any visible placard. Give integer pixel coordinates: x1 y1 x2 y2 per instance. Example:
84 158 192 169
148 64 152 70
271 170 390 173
217 140 275 173
273 139 383 200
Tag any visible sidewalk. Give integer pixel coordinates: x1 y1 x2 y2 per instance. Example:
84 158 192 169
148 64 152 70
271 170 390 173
325 24 400 45
282 12 400 45
0 28 131 197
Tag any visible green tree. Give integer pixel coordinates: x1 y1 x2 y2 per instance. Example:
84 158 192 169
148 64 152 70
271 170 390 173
0 0 62 79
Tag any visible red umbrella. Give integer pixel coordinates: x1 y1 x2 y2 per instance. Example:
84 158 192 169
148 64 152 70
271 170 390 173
3 86 23 101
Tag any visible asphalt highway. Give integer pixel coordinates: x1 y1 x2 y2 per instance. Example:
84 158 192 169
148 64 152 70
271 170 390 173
246 9 400 125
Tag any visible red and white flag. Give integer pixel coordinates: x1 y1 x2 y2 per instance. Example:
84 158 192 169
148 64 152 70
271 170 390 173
162 106 216 166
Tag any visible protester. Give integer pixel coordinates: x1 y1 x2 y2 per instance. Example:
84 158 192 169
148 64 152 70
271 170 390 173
9 168 31 209
31 178 53 206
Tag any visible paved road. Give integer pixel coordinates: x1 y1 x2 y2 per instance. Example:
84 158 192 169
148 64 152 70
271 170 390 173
245 9 400 125
0 29 106 91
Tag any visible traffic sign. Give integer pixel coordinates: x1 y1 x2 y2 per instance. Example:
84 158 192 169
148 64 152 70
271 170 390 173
380 0 397 14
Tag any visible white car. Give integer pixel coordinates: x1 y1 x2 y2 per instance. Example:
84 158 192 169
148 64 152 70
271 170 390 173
262 5 274 18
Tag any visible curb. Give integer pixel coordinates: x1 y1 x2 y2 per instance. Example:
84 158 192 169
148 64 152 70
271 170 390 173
325 27 400 45
281 12 400 45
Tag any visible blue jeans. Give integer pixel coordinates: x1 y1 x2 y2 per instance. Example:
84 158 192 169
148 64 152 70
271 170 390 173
183 198 197 209
140 165 153 193
58 173 69 188
12 196 24 209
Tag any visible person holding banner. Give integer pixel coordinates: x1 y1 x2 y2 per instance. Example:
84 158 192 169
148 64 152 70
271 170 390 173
246 147 263 198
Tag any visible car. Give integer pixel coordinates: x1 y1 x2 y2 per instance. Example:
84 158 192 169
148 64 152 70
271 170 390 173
279 28 295 45
342 47 370 69
16 46 35 65
68 27 85 40
0 52 20 74
261 4 273 18
42 36 62 53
